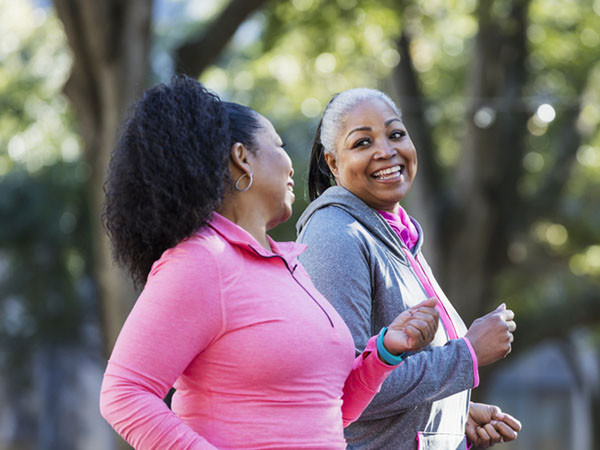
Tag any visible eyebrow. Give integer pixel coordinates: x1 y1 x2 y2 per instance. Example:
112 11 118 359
344 118 402 143
345 126 371 142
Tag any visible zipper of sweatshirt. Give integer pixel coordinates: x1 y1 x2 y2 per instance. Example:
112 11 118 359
401 248 459 340
248 246 335 328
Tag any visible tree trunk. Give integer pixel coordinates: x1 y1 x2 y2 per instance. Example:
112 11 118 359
391 2 530 323
391 0 594 346
53 0 153 356
442 0 530 323
52 3 152 447
54 0 277 357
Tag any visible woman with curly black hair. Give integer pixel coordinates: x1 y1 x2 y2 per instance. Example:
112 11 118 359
99 75 440 449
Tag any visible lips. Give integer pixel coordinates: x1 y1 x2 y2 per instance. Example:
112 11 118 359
371 165 404 180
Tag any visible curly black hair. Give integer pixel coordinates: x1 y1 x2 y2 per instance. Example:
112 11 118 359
103 75 261 288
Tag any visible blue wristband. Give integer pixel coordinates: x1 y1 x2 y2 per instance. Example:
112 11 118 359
376 327 407 366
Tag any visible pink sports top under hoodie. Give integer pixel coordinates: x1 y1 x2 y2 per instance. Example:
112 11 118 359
100 212 398 449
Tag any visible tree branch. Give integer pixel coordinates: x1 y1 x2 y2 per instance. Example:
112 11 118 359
393 32 443 204
174 0 273 77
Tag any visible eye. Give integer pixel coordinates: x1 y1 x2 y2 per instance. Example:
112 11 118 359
390 130 406 140
352 137 371 148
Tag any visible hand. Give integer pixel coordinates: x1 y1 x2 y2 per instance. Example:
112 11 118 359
464 303 516 366
383 298 439 355
466 402 521 448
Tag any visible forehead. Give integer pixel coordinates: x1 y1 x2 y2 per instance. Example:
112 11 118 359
254 113 280 139
342 98 400 128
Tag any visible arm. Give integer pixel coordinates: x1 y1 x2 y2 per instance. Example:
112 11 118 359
298 211 476 420
99 246 223 450
341 299 439 426
341 334 395 426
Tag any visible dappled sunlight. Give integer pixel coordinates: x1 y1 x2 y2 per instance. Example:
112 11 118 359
202 66 229 92
0 0 78 175
570 246 600 276
523 151 545 173
300 97 322 118
1 0 599 448
314 52 337 74
577 145 600 169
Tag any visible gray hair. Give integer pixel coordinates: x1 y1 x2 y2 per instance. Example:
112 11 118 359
320 88 402 155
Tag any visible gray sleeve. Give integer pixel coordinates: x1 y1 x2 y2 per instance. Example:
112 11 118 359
298 210 475 420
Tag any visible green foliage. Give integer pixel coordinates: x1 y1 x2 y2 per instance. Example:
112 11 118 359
190 0 600 318
0 0 94 380
0 165 93 365
3 0 600 372
510 0 600 297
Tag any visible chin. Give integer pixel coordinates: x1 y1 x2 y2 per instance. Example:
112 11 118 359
267 205 293 230
280 205 293 224
386 185 410 203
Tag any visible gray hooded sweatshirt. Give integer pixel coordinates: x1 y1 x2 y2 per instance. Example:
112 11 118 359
296 187 477 450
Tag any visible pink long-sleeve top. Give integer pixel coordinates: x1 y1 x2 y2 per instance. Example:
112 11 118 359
100 212 398 449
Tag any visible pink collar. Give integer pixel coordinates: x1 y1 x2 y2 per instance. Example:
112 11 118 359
206 212 307 262
378 207 419 250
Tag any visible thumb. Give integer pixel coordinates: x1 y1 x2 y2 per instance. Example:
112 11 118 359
465 419 477 435
496 303 506 311
418 297 438 308
408 298 437 313
491 407 505 420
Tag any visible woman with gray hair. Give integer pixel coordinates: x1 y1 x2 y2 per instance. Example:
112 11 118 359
296 88 521 450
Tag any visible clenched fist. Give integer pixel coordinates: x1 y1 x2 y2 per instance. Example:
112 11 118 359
465 303 516 367
466 401 521 448
382 298 439 356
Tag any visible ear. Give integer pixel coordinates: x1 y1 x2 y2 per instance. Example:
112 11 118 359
324 152 339 178
229 142 253 177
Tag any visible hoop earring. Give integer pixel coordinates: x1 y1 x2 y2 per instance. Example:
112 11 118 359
234 172 253 192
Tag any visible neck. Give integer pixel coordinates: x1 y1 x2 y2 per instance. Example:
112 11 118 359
378 203 400 214
219 194 271 250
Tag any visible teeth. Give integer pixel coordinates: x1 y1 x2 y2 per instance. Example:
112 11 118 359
373 166 402 178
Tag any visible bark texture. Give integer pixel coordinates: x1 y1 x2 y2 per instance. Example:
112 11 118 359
52 0 153 357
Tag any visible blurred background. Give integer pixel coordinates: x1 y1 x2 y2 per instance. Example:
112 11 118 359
0 0 599 448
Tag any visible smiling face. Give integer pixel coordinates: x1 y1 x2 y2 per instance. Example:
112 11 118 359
324 97 417 212
248 114 295 229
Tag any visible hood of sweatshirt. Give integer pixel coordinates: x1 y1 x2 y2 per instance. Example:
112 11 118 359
295 186 423 264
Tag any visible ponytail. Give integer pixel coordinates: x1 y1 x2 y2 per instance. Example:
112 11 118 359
103 75 233 288
308 117 335 201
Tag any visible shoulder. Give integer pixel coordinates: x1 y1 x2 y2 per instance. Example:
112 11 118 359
147 227 226 282
300 206 369 243
298 207 373 266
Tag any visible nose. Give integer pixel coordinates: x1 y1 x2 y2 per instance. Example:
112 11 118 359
374 139 396 159
284 152 294 178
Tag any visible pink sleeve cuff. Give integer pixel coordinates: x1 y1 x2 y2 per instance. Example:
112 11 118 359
461 337 479 388
354 334 399 385
341 334 398 427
